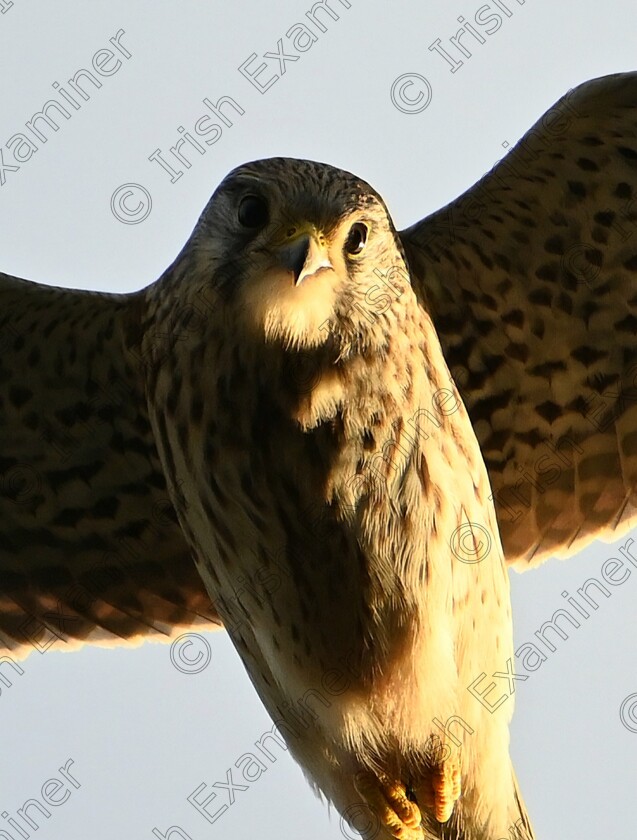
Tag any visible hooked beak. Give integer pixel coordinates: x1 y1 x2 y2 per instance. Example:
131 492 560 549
278 233 333 286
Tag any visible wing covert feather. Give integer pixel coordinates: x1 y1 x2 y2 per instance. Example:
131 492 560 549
0 272 219 660
401 72 637 566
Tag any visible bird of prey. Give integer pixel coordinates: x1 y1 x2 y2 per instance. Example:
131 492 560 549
1 71 636 838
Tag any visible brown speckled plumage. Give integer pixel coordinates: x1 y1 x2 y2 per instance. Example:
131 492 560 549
3 70 637 839
0 276 220 657
139 157 530 839
403 71 637 567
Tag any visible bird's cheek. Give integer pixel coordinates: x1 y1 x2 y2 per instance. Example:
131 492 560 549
237 267 340 348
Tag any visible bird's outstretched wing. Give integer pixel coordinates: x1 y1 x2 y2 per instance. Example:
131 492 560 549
0 273 219 660
401 72 637 568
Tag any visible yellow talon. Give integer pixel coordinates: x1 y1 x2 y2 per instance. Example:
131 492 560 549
354 771 424 839
415 757 461 824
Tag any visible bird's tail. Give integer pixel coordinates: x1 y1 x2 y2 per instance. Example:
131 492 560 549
504 768 535 840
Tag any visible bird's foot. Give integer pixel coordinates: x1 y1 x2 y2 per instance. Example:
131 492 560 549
414 756 461 823
354 771 423 839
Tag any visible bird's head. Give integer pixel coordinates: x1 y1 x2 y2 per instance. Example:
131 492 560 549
190 158 412 353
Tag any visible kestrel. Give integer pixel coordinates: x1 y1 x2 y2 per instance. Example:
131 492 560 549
1 71 635 838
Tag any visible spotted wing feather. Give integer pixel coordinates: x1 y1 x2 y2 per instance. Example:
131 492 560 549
401 72 637 567
0 272 219 660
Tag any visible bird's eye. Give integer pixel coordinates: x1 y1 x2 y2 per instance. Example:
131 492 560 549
344 222 368 256
238 195 269 228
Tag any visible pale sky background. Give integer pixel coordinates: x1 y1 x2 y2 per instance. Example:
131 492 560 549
0 2 636 839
